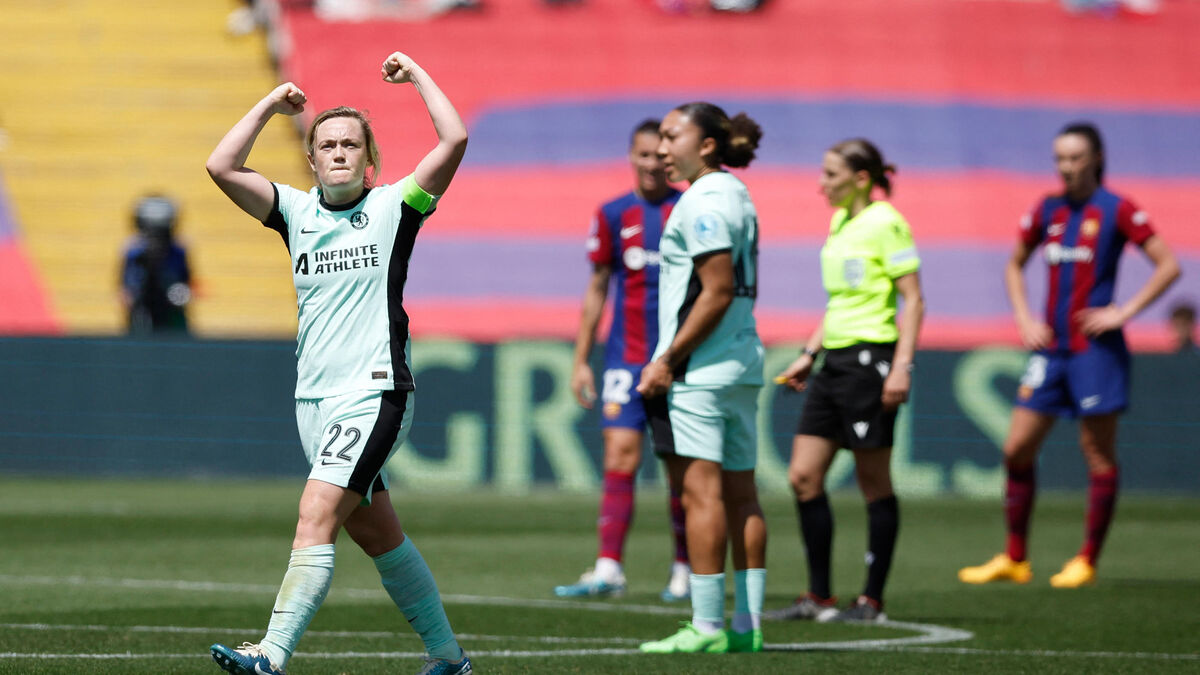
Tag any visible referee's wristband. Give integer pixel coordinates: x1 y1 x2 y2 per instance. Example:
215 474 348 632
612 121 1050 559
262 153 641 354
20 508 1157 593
802 346 820 358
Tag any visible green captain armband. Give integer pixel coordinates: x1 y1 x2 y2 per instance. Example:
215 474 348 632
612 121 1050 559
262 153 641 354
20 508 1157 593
400 174 436 213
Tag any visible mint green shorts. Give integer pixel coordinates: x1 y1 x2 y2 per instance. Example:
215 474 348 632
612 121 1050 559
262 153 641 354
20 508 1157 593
652 383 759 471
295 389 413 504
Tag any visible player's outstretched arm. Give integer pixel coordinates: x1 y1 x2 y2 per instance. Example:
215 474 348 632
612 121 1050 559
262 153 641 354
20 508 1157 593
206 83 307 222
382 52 468 196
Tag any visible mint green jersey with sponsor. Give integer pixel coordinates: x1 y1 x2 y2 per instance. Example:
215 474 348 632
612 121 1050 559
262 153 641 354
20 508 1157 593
819 200 920 349
653 171 764 386
267 175 438 398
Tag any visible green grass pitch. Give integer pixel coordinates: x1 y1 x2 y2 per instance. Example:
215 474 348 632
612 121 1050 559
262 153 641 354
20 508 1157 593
0 478 1197 674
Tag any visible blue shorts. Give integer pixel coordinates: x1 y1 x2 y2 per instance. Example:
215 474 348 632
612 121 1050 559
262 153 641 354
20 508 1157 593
1015 342 1130 418
599 363 648 430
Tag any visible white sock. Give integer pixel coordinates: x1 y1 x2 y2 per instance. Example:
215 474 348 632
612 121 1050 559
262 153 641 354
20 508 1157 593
594 556 623 582
261 544 335 668
690 572 725 634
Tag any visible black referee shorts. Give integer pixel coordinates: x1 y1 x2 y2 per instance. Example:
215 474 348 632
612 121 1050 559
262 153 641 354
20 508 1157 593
796 342 898 450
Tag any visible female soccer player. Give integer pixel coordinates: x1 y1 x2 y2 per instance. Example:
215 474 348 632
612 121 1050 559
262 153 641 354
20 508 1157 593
958 122 1179 588
765 139 924 624
555 119 691 602
636 102 767 654
204 52 471 675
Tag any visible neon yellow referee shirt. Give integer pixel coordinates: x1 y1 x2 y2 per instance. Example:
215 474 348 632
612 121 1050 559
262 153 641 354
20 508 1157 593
819 200 920 349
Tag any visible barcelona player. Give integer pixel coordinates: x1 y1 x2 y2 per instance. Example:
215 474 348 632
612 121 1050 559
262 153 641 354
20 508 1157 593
959 122 1180 588
555 119 691 602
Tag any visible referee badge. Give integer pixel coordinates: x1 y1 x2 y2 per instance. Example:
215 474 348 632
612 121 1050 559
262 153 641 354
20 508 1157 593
350 211 369 230
843 258 865 288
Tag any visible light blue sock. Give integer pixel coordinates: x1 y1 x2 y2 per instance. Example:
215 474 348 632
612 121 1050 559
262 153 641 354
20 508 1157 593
374 537 462 661
690 572 725 634
261 544 335 668
732 568 766 633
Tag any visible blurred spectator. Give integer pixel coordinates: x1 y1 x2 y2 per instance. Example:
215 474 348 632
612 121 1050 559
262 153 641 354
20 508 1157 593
1062 0 1160 15
1168 302 1196 353
120 196 192 335
653 0 765 13
227 0 262 35
710 0 764 11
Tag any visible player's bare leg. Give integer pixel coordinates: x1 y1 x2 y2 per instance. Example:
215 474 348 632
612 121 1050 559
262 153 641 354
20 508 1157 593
640 456 729 654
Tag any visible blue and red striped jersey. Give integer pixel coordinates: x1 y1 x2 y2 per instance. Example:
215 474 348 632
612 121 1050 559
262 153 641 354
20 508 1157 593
1019 185 1155 353
586 188 682 365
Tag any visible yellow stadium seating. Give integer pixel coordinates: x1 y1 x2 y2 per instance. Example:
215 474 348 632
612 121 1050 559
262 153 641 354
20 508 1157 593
0 0 310 336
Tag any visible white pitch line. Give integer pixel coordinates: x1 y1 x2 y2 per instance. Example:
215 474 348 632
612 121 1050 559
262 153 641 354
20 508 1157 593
883 646 1200 662
14 574 1193 662
3 646 1198 661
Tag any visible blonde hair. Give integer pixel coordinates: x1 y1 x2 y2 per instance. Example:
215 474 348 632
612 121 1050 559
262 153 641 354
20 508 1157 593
304 106 382 188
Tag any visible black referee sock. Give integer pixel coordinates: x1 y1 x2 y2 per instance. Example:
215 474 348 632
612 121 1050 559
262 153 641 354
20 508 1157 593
797 493 834 599
863 495 899 603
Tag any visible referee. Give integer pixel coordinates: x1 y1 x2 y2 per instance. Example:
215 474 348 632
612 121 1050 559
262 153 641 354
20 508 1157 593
765 138 925 624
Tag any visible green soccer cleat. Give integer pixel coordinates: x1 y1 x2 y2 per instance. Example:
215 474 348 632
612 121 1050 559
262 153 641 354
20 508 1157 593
727 628 763 653
639 622 729 654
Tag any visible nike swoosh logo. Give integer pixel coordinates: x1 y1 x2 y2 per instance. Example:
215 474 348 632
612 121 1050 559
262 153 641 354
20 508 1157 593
300 227 318 234
320 459 344 466
272 609 294 614
620 225 642 239
255 664 274 675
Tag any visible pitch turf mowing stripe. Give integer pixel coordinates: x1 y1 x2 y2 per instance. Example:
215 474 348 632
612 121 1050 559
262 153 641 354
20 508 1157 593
0 574 687 616
0 623 644 645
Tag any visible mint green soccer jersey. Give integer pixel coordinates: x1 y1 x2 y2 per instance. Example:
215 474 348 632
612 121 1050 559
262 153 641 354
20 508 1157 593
268 175 438 398
653 171 764 387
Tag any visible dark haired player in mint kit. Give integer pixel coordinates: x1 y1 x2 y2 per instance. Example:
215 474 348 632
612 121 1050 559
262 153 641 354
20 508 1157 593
637 102 767 656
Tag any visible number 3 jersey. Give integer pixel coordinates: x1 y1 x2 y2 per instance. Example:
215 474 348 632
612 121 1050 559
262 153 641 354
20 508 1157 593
653 171 763 387
265 175 438 398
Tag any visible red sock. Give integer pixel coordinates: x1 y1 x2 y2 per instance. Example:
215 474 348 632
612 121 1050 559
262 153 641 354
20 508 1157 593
669 488 688 564
597 471 635 562
1079 468 1119 566
1005 463 1036 562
